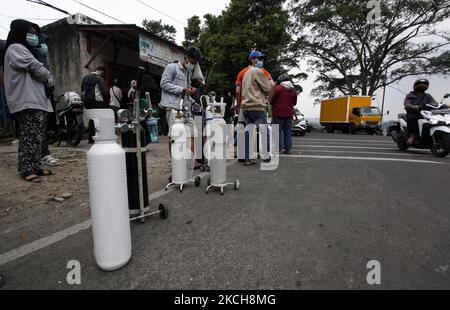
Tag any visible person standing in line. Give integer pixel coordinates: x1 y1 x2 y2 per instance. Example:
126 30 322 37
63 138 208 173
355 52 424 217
160 47 204 169
81 66 110 144
241 51 274 166
270 74 298 155
109 77 123 121
3 19 55 182
235 51 274 117
35 31 59 166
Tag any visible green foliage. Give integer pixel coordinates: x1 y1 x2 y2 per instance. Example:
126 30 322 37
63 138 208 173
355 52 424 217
290 0 450 97
142 19 177 43
183 16 201 47
430 50 450 74
186 0 304 93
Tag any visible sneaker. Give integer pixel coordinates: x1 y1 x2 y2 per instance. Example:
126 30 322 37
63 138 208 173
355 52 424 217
42 155 60 167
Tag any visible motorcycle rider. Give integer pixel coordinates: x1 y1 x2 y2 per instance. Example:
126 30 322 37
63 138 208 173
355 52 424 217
404 79 438 145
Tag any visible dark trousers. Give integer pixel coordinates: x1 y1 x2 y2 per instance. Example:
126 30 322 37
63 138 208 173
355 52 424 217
406 112 421 135
272 117 293 152
17 110 48 177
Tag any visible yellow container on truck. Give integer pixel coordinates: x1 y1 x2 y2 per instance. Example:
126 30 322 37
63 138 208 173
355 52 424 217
320 96 382 134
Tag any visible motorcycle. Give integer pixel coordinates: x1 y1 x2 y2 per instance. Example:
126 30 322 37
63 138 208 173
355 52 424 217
389 94 450 158
292 119 307 136
48 92 84 147
292 111 307 136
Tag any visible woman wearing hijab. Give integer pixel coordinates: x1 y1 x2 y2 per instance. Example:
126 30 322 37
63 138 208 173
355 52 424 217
3 20 55 183
34 32 60 167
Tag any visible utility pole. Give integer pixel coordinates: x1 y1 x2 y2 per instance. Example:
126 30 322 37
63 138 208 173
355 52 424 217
381 68 388 125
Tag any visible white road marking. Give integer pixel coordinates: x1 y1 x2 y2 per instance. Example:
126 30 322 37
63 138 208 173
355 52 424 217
0 220 92 266
0 188 179 267
293 145 395 150
298 138 393 144
295 150 430 157
280 154 447 164
295 141 395 147
0 162 234 267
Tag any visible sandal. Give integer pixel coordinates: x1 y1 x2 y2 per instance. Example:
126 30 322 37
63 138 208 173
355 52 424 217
36 169 53 176
42 155 60 167
23 174 43 183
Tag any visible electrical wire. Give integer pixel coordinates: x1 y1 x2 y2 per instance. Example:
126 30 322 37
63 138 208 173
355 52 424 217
0 14 59 21
25 0 70 15
136 0 187 26
71 0 126 24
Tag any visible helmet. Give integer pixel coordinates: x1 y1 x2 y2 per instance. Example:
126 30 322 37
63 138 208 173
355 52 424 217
414 79 429 92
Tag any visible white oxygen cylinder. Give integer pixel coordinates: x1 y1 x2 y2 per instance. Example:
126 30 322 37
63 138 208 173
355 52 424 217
236 109 246 161
259 122 273 159
171 115 189 184
210 119 227 185
86 109 131 271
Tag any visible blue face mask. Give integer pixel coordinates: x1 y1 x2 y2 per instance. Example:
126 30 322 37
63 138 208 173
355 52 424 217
26 33 39 47
39 44 48 55
255 60 264 69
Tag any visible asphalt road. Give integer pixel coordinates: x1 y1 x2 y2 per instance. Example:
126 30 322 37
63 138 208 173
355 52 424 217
1 132 449 290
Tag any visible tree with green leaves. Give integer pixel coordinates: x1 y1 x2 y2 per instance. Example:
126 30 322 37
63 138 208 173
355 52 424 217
185 0 302 92
142 19 177 43
183 15 201 47
290 0 450 97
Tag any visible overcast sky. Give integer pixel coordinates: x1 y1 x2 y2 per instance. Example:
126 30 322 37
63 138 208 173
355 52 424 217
0 0 231 43
1 0 449 121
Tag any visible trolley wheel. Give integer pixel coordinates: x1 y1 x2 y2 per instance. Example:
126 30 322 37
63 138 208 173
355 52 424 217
195 176 201 187
159 204 169 219
235 180 240 191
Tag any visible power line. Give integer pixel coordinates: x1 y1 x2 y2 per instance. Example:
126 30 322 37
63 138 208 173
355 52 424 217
71 0 126 24
25 0 70 15
0 14 59 21
136 0 187 26
0 24 9 31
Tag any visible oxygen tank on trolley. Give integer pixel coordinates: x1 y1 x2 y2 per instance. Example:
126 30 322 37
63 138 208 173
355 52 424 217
86 109 131 271
203 96 240 195
165 98 202 192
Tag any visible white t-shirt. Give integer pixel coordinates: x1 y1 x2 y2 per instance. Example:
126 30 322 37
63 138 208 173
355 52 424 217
109 86 123 108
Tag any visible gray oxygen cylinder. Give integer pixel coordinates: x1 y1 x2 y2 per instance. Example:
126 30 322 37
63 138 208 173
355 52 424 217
86 109 132 271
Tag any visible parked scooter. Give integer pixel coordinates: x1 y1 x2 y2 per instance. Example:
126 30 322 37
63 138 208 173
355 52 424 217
292 111 307 136
48 92 84 147
389 94 450 158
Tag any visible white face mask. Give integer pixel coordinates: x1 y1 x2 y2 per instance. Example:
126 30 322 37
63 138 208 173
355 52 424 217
185 63 195 72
